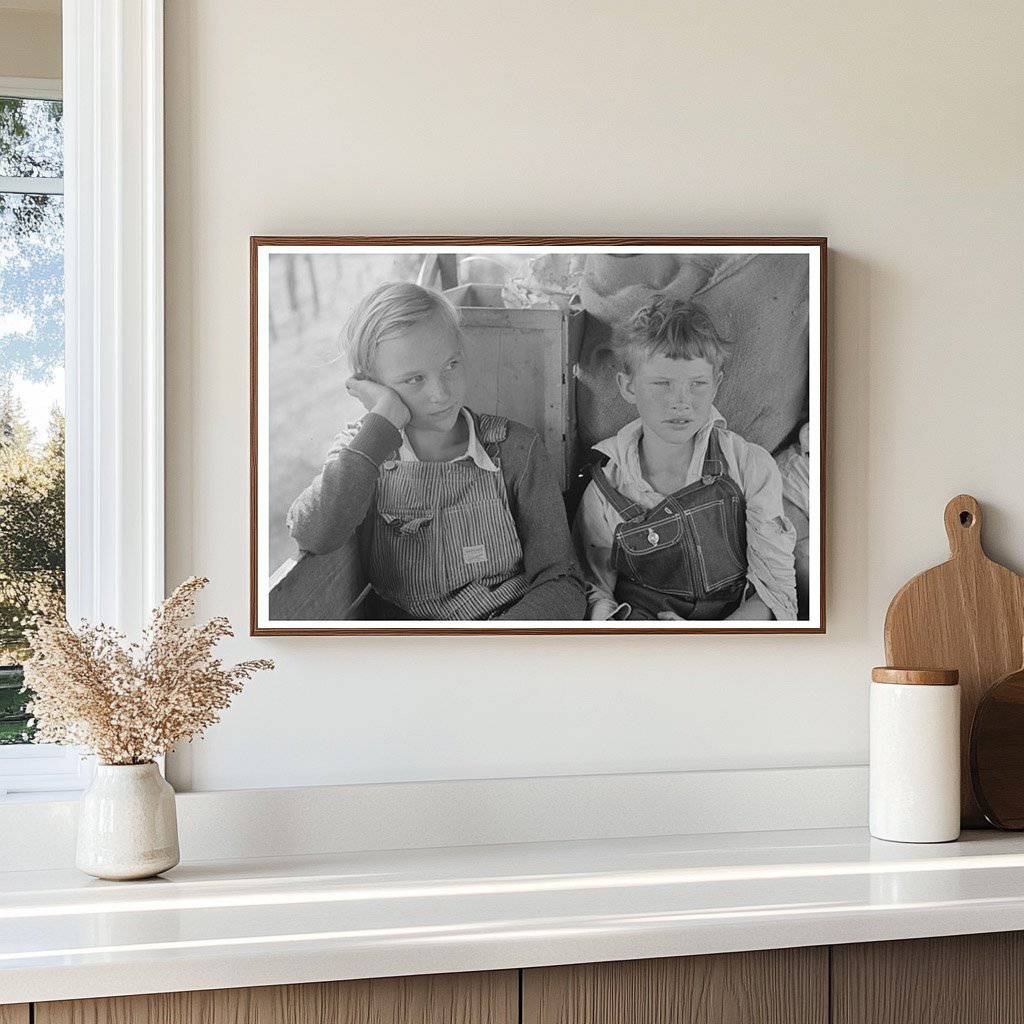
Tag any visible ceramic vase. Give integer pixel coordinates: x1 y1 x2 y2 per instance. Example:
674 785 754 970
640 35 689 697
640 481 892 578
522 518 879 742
76 762 180 880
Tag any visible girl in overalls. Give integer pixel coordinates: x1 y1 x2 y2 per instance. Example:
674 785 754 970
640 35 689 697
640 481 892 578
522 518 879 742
287 282 586 622
573 298 798 622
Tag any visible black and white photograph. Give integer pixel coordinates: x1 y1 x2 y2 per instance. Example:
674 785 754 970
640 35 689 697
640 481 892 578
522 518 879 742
251 238 825 634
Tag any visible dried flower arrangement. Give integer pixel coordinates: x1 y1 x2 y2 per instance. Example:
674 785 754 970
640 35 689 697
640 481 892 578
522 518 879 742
22 577 273 765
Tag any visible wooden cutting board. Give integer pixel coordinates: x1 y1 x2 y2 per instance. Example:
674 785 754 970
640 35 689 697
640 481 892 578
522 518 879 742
884 494 1024 827
970 653 1024 828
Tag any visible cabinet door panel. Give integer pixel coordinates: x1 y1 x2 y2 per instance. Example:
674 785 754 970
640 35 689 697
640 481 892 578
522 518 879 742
0 1006 29 1024
833 932 1024 1024
523 948 827 1024
36 970 517 1024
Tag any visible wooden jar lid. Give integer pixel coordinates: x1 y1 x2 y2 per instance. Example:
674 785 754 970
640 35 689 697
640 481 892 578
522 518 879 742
871 667 960 686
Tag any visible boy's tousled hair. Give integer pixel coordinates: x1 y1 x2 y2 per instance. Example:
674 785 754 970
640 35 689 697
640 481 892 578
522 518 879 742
620 296 729 376
345 281 463 378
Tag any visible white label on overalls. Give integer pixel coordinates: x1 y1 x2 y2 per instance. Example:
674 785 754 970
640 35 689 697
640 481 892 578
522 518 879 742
463 544 487 565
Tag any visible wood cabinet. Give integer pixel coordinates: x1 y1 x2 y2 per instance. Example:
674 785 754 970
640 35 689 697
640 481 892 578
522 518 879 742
522 948 827 1024
832 932 1024 1024
17 932 1024 1024
34 971 517 1024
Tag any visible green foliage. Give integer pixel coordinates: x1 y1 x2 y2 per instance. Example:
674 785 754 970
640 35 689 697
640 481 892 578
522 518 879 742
0 665 31 743
0 388 65 742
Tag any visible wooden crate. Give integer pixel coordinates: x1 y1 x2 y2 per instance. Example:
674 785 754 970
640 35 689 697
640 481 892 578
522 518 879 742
450 285 586 492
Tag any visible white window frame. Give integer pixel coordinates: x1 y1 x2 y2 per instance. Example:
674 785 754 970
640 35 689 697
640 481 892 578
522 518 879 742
0 1 164 800
0 77 60 100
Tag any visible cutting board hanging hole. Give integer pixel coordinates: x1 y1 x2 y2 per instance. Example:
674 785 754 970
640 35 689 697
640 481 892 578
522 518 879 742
944 494 983 557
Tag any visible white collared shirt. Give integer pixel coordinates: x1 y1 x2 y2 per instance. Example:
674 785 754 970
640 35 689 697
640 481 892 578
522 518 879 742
396 407 498 472
333 407 499 473
573 407 798 621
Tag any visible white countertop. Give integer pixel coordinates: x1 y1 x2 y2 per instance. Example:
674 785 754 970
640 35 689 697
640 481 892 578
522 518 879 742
4 826 1024 1005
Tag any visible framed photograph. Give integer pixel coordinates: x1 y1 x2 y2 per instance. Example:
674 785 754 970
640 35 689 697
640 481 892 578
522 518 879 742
251 237 826 635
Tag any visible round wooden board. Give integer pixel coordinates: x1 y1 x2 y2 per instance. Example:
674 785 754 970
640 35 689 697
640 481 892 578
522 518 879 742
971 665 1024 829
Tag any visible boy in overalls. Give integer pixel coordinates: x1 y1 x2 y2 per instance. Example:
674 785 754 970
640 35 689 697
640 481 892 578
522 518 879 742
287 282 586 621
573 297 798 622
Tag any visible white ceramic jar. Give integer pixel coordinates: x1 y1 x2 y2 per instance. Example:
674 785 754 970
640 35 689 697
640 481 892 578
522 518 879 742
76 762 180 880
870 667 960 843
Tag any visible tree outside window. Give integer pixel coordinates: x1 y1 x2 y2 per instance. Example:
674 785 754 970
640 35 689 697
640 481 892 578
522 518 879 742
0 93 65 744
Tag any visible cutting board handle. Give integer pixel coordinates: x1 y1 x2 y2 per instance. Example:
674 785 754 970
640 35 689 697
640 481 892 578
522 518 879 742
944 494 983 559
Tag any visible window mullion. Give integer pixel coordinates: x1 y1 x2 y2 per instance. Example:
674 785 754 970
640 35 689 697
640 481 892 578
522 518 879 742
0 176 64 195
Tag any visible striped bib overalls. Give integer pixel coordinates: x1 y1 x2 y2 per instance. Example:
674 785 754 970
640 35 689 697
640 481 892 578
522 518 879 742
368 414 530 620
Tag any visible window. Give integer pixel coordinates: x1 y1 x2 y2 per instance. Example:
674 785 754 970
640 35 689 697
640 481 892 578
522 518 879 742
1 5 166 800
0 78 81 798
0 86 66 721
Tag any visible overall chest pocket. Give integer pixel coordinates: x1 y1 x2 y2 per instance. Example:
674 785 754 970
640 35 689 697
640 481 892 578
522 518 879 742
368 505 445 604
613 514 698 599
683 496 747 593
442 499 524 592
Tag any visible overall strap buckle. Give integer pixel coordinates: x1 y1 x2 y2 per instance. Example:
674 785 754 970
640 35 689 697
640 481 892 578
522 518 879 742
700 428 727 483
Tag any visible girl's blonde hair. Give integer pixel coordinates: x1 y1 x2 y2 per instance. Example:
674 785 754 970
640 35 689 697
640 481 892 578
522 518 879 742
345 281 463 378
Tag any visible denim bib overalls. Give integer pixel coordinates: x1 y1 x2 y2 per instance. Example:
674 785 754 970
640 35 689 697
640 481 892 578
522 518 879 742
590 428 749 620
367 413 530 620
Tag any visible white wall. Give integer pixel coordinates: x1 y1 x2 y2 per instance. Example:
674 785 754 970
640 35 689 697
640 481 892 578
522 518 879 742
164 1 1024 792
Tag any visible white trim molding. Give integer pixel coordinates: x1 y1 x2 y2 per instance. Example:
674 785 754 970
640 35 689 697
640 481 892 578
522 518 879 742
0 76 62 100
0 765 870 869
64 0 164 634
0 743 93 800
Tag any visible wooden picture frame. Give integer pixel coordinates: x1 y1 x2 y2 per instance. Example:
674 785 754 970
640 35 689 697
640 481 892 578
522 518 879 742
251 237 827 635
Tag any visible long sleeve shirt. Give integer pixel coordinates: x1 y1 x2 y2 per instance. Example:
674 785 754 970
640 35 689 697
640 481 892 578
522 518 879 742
287 409 587 622
572 411 798 621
